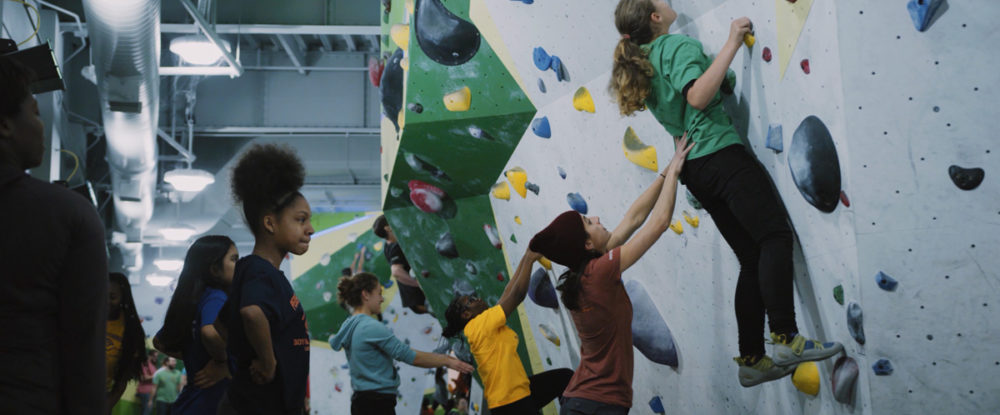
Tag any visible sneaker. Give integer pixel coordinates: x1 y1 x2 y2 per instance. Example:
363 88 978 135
734 355 797 387
770 333 844 366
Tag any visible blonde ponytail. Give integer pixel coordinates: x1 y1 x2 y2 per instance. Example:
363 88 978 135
609 0 657 116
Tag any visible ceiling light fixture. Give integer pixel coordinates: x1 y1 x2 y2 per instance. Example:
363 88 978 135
146 274 175 287
164 168 215 192
153 259 184 272
169 35 231 65
159 224 198 241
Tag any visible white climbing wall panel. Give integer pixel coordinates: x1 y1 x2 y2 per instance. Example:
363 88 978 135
482 0 999 413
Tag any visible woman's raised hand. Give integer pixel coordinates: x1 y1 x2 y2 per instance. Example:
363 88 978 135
664 132 695 176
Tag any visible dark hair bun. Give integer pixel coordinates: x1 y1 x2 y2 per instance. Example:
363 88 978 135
231 143 306 233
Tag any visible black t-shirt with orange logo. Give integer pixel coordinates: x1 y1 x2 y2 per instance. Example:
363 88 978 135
222 255 309 414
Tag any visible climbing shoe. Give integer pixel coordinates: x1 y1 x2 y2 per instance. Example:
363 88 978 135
770 333 844 366
734 355 797 387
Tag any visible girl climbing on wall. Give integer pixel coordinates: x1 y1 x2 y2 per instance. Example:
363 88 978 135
440 247 575 415
106 272 148 413
529 135 692 414
330 272 474 415
153 235 239 414
215 143 313 415
609 0 843 388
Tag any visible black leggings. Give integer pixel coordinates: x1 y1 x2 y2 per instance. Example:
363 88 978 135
490 368 574 415
351 391 396 415
680 144 798 358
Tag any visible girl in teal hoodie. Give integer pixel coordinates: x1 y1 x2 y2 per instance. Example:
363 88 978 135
330 272 473 415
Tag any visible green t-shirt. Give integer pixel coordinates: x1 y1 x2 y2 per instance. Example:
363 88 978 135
152 367 183 403
643 34 743 160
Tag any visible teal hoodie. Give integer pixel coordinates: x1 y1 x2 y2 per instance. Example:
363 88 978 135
329 314 416 394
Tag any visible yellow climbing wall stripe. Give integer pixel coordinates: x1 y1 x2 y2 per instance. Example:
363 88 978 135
775 0 814 79
470 0 536 108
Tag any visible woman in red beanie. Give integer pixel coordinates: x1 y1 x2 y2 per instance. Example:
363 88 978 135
530 135 692 414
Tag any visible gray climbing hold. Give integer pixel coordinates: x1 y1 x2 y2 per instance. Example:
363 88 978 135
766 124 783 153
528 268 558 309
525 182 540 195
380 48 405 131
626 280 679 367
832 356 859 404
789 115 842 213
465 261 477 275
875 271 898 291
948 165 984 190
872 359 893 376
435 232 459 258
686 190 702 210
405 152 451 182
407 102 424 113
557 166 567 179
847 301 865 345
537 78 546 93
414 0 481 66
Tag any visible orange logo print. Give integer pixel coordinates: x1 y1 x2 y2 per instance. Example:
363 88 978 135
290 295 300 310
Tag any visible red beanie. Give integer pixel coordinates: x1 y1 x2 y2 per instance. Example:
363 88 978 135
529 210 588 269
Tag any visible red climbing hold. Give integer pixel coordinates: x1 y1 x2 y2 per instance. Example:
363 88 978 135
840 190 851 207
408 180 446 214
800 59 811 74
368 57 385 87
497 272 505 282
787 0 797 3
421 270 430 278
762 47 772 62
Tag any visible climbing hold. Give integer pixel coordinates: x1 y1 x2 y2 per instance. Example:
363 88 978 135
648 396 665 415
154 297 164 305
421 270 430 278
566 193 588 214
404 0 414 14
546 357 552 365
622 126 658 172
573 87 595 113
538 323 561 346
626 280 679 367
398 109 406 130
557 166 566 179
390 24 410 50
528 267 559 309
443 86 472 112
381 279 394 288
491 181 511 201
766 124 783 153
669 220 683 235
510 234 517 243
373 241 384 252
538 256 552 270
315 280 325 290
686 190 702 210
483 224 502 249
762 46 772 62
435 233 459 258
465 262 477 275
380 49 405 131
791 362 820 396
423 326 433 335
525 182 540 195
514 216 522 225
496 271 505 282
537 78 546 93
407 102 423 113
875 271 898 291
408 180 447 213
872 359 893 376
551 56 568 82
833 285 844 305
532 46 552 71
800 59 810 74
682 210 699 228
468 125 495 141
389 186 403 198
531 117 551 138
948 165 984 190
832 356 859 404
789 116 842 213
506 167 528 198
368 58 385 87
847 301 865 345
907 0 943 32
405 153 451 182
721 68 737 95
510 0 533 4
334 383 342 392
323 291 332 302
414 0 481 65
743 32 756 47
840 190 851 207
399 56 409 71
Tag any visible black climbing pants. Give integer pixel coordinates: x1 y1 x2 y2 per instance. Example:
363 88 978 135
490 368 574 415
350 391 397 415
680 144 798 358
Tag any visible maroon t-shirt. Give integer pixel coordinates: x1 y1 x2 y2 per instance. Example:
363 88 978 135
562 247 633 407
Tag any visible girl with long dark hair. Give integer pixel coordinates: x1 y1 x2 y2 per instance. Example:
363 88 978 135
153 235 238 414
106 272 147 412
215 143 313 415
609 0 842 388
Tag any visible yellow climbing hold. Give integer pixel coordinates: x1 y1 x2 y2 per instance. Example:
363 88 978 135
398 109 405 129
743 32 756 47
538 256 552 270
400 56 409 71
622 126 658 171
390 24 410 50
792 361 820 396
443 86 471 112
514 216 522 225
405 0 415 15
682 210 699 228
373 241 384 252
538 324 561 346
491 181 511 201
573 87 595 113
505 167 528 198
670 220 683 234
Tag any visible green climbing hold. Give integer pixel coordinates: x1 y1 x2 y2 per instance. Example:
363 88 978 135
546 357 552 366
510 234 517 243
834 285 844 305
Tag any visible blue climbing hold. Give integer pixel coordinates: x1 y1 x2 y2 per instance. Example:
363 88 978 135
875 271 898 291
533 47 552 71
550 56 568 82
566 193 588 215
907 0 943 32
847 301 865 345
872 359 893 376
626 280 679 368
538 78 546 93
510 0 533 3
557 167 567 179
648 396 665 414
766 124 783 153
154 297 164 305
381 278 395 288
531 117 551 138
528 268 559 309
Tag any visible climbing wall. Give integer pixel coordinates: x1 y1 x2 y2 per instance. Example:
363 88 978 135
380 0 999 414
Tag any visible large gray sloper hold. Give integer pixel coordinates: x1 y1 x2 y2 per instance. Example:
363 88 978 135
789 116 842 213
414 0 482 66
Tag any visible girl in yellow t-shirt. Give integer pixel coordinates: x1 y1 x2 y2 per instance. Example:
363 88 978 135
442 248 573 415
106 272 147 411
